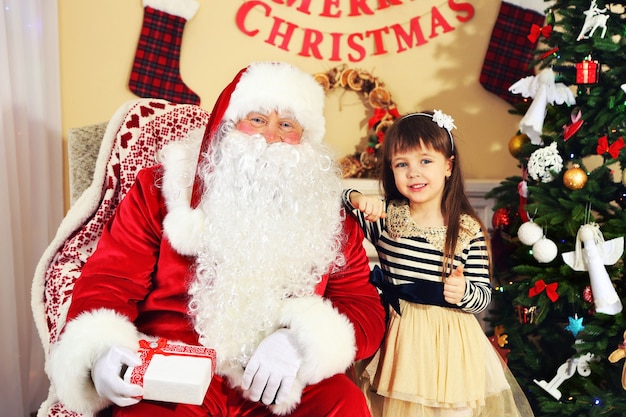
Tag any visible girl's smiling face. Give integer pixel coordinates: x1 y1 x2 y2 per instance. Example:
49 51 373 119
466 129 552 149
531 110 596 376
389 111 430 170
391 142 453 211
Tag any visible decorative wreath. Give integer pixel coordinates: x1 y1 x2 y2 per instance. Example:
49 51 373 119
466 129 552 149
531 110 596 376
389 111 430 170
313 65 400 179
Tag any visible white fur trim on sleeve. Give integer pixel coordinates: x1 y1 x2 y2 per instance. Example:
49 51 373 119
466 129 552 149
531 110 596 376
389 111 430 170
281 296 356 383
268 296 356 415
160 132 206 256
142 0 199 20
47 309 139 415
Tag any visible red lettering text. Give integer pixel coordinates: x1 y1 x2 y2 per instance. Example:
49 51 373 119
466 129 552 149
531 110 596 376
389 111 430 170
299 28 324 59
236 1 270 37
233 1 474 62
349 0 375 16
377 0 404 10
448 0 474 22
266 16 299 51
320 0 341 17
329 32 343 61
270 0 312 14
347 33 366 62
429 6 454 38
366 27 390 55
390 16 427 52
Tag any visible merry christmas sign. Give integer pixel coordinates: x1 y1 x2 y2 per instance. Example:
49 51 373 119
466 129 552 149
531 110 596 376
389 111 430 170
235 0 475 62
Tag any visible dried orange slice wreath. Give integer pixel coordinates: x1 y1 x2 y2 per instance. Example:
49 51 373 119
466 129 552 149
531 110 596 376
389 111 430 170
313 65 399 179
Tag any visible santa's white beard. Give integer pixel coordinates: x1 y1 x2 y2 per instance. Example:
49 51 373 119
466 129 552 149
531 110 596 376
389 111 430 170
187 129 345 378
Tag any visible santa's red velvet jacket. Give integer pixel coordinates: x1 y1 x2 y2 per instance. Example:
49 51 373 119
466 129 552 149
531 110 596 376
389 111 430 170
47 140 386 416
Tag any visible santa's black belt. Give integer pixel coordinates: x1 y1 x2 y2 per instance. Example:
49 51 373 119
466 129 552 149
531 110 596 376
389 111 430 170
369 265 460 315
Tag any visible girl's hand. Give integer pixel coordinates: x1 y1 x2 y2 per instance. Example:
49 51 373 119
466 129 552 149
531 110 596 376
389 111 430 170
443 266 466 304
351 193 386 222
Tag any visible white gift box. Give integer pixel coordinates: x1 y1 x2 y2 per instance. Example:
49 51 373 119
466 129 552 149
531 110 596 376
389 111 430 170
123 339 216 405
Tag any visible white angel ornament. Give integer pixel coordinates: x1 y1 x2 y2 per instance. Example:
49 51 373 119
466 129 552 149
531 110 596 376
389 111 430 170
509 67 576 145
562 223 624 315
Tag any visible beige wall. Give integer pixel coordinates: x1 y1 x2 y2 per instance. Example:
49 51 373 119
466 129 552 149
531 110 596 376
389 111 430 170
59 0 521 208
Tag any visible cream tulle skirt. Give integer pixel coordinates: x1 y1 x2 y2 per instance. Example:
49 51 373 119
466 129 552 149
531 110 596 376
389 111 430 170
356 301 534 417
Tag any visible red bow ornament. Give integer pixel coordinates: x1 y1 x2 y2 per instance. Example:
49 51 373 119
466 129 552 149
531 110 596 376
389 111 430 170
597 135 624 159
368 107 400 129
529 279 559 302
528 24 553 43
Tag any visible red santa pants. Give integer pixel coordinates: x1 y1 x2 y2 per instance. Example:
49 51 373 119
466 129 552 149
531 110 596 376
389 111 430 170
112 373 370 416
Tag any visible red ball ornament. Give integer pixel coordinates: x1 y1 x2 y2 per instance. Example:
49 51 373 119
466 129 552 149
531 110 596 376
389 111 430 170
583 285 593 303
492 207 511 230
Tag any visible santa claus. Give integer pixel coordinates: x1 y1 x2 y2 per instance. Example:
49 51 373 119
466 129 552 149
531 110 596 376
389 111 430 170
47 61 386 416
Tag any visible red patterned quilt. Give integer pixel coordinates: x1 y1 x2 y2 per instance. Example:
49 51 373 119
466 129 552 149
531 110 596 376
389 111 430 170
32 99 210 417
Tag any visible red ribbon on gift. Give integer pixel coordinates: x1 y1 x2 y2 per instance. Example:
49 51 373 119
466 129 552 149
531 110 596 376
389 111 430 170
527 24 552 43
130 339 216 388
563 110 583 141
597 135 624 159
529 279 559 302
576 60 599 84
128 339 170 387
139 338 169 361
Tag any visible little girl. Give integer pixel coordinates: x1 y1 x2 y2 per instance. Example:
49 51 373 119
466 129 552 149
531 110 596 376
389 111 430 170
344 110 534 417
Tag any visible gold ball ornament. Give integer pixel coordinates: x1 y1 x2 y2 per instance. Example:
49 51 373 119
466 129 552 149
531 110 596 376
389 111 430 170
508 133 530 158
563 164 588 190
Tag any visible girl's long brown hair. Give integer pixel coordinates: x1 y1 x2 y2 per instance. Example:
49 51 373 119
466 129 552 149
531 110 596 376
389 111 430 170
380 112 491 278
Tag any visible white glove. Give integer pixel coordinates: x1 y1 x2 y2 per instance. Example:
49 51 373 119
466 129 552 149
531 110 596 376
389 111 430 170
242 328 302 405
92 346 143 407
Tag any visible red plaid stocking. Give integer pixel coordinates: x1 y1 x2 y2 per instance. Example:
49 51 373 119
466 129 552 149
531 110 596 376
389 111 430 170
480 0 549 105
129 0 200 105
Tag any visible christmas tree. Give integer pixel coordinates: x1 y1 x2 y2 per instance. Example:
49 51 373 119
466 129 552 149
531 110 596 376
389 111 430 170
486 0 626 415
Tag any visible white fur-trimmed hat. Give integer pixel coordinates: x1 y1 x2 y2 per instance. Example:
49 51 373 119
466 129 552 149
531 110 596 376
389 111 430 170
223 62 326 145
190 61 326 207
163 62 328 254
